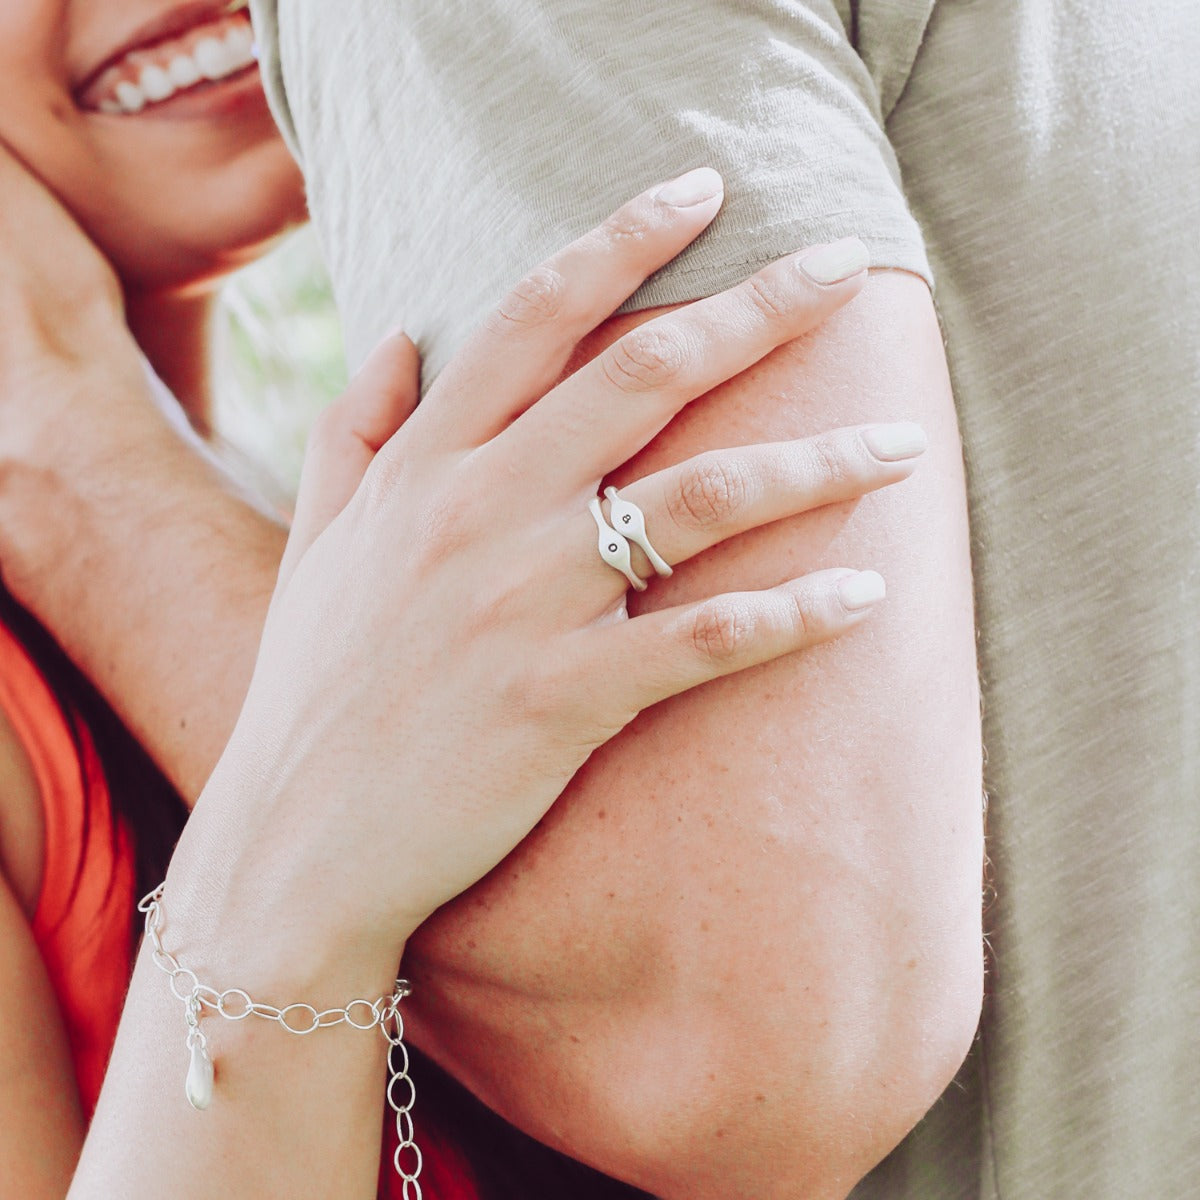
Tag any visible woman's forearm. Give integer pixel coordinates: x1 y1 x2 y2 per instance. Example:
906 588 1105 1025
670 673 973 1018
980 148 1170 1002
0 361 285 803
71 780 406 1199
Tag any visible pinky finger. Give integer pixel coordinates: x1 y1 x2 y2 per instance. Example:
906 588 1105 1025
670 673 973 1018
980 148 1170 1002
587 567 886 714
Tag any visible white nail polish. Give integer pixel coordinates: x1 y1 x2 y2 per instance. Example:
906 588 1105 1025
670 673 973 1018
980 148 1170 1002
838 570 886 612
655 167 724 208
800 238 870 285
861 422 928 462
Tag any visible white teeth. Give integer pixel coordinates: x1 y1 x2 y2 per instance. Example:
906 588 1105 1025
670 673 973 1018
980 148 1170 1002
139 65 176 103
115 81 146 113
193 28 254 81
92 16 256 114
194 36 233 80
168 54 202 89
224 23 255 60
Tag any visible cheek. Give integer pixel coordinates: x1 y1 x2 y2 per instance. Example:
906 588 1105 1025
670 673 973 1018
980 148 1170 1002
40 120 306 291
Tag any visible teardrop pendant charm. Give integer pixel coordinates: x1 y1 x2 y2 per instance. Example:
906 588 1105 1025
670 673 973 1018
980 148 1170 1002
186 1037 214 1110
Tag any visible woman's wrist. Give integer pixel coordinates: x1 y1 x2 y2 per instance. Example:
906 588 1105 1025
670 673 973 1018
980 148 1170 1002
162 778 413 1011
155 866 410 1017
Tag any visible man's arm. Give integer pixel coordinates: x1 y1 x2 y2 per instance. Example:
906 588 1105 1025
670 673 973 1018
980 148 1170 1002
0 360 284 803
0 264 981 1199
255 7 982 1183
402 269 982 1198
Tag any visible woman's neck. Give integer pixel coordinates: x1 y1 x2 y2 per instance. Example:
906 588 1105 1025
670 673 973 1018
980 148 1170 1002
123 288 217 427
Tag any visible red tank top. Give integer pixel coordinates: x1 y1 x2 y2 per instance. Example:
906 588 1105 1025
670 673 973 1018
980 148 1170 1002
0 619 135 1119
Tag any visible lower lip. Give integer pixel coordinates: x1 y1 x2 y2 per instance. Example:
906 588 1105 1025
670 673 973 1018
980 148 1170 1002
88 63 268 123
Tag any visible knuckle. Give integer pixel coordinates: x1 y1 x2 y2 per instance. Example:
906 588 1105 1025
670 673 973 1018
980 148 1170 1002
669 457 749 530
422 488 479 551
807 434 851 489
788 587 819 644
600 200 655 248
690 600 754 662
361 446 410 501
602 325 689 393
488 265 567 331
362 461 469 541
742 270 793 323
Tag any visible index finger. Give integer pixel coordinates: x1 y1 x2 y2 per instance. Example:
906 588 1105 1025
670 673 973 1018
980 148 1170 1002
493 237 870 494
417 167 725 449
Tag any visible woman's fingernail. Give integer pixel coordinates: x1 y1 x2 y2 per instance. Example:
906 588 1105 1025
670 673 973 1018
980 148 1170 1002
800 237 870 284
654 167 725 208
861 421 928 462
837 570 887 612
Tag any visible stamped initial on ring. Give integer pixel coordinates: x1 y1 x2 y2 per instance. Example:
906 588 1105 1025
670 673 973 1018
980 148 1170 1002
604 487 674 578
589 498 648 591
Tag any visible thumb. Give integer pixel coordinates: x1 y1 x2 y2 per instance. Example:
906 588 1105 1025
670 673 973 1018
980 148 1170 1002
278 330 420 589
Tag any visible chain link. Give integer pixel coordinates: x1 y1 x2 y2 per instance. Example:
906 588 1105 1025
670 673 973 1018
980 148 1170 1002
139 883 421 1196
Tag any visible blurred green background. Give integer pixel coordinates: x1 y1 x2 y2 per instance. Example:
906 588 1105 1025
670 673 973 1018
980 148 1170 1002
213 227 345 497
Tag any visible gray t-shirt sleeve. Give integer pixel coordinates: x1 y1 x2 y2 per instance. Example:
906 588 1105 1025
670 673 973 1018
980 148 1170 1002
250 0 933 379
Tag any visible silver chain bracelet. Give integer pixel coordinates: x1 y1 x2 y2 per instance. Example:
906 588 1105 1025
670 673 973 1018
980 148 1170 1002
139 884 423 1198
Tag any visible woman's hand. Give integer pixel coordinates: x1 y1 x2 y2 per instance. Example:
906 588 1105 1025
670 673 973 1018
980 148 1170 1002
169 169 924 964
0 140 137 394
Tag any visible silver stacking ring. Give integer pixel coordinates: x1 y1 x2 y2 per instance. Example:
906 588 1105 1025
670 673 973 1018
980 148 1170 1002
604 487 674 578
589 498 648 591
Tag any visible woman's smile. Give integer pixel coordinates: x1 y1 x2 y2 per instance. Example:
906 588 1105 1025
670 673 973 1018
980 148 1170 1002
0 0 304 291
77 2 255 117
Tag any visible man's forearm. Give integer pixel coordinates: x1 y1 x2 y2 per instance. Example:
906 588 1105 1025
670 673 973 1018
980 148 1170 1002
0 362 285 802
404 272 984 1198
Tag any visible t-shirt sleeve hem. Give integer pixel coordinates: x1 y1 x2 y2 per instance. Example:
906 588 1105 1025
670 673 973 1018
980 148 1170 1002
620 230 932 315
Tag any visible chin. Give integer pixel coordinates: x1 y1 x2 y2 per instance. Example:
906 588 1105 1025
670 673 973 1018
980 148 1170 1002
115 137 309 297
